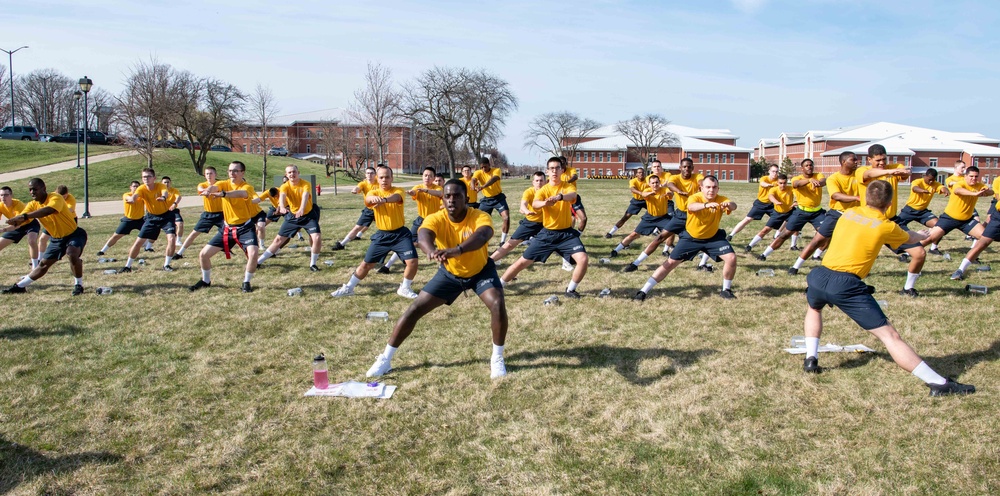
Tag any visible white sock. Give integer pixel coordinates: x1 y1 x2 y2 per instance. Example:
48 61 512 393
791 234 799 246
383 344 398 360
500 278 507 288
749 235 762 247
346 274 362 290
202 269 211 283
101 243 111 252
500 232 508 244
904 272 920 290
971 239 976 248
244 271 253 283
805 337 820 358
614 243 625 252
608 226 619 235
699 253 709 266
17 276 34 288
492 344 504 357
911 361 946 385
635 252 649 264
567 280 579 292
30 258 39 268
164 255 172 267
385 253 400 268
959 258 972 271
74 277 83 285
773 230 779 239
257 250 274 264
762 246 774 257
400 278 413 290
813 248 824 259
722 279 732 291
640 277 657 294
176 246 185 256
340 235 353 245
310 253 319 265
930 243 938 251
793 257 806 269
125 257 135 268
144 241 152 249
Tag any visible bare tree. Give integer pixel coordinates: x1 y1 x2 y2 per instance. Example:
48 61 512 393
87 88 116 135
350 62 401 165
461 69 517 161
614 114 679 167
16 70 73 135
116 57 174 167
523 111 601 166
404 67 471 179
167 72 246 175
0 65 9 126
245 84 280 190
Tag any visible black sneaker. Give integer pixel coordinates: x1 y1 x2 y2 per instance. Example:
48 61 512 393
189 280 211 292
163 265 175 272
928 379 976 397
2 284 26 294
172 253 183 259
787 267 799 275
604 233 613 239
310 265 320 272
377 266 391 274
242 282 253 293
609 250 619 258
757 254 767 261
700 264 714 273
726 235 733 242
96 250 105 256
898 253 910 262
565 289 582 299
633 290 647 301
719 289 736 299
118 266 132 274
744 245 753 253
898 288 919 297
803 356 821 374
144 247 155 252
331 242 345 251
72 284 84 296
928 248 944 256
964 235 975 241
622 263 638 273
790 245 801 251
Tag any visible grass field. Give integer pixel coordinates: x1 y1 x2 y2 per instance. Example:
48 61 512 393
0 140 121 173
1 176 998 494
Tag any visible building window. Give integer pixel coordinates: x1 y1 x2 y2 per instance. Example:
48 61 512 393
729 170 734 180
575 152 581 162
730 154 735 163
318 145 325 153
714 154 720 164
686 152 692 159
713 170 719 178
648 152 658 162
591 152 596 162
242 130 248 138
905 156 911 167
283 129 287 137
929 158 938 168
242 145 247 153
973 157 979 167
306 144 311 153
699 153 704 163
618 152 624 162
306 130 312 138
598 152 604 162
590 168 595 176
317 131 324 139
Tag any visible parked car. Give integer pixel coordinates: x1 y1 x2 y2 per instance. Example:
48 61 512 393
51 130 111 145
268 146 289 156
0 125 39 141
209 145 232 152
39 134 54 142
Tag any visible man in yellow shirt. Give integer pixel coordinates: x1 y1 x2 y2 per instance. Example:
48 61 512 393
380 167 444 273
175 167 226 258
0 186 41 267
953 175 1000 279
609 173 672 256
257 165 323 271
801 179 974 397
490 171 545 262
189 161 264 293
331 165 420 299
788 151 860 275
728 164 779 244
95 181 145 256
162 176 184 247
473 157 510 244
332 166 377 251
498 157 589 298
758 159 826 257
460 165 480 209
118 168 178 273
633 175 738 300
37 185 77 255
560 156 588 234
945 160 980 234
605 166 648 238
365 178 508 379
897 168 947 255
750 174 794 256
1 178 87 296
917 165 995 280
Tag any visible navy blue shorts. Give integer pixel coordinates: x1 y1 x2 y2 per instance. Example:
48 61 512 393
42 227 87 261
467 202 480 209
765 210 793 230
252 210 267 225
807 266 889 330
421 258 503 305
193 211 225 234
667 200 675 217
364 227 417 264
114 217 145 236
669 229 733 262
635 213 672 236
511 218 543 241
816 210 843 238
625 198 647 216
521 228 586 263
989 199 998 218
356 207 374 227
479 193 509 216
265 206 281 223
572 194 585 213
784 208 826 232
935 212 978 237
410 216 424 243
896 205 936 227
208 219 258 253
279 208 321 237
138 212 175 240
746 199 775 220
662 212 688 236
981 216 1000 240
169 209 184 224
2 219 40 242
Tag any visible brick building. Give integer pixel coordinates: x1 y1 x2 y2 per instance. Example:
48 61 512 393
230 109 425 174
563 124 754 181
757 122 1000 184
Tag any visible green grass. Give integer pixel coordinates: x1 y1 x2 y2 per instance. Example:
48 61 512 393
0 139 121 173
1 179 998 494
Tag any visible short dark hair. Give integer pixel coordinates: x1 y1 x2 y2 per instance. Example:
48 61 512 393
423 166 436 174
702 175 719 186
229 162 245 172
479 157 490 166
800 159 814 167
966 166 980 175
839 151 856 164
435 173 445 179
444 178 467 196
558 156 568 166
205 166 216 173
547 156 564 169
161 176 171 182
868 144 887 157
866 180 893 209
680 157 694 167
778 173 788 181
0 186 12 194
532 171 545 179
652 159 662 166
142 167 156 176
56 185 69 195
130 181 140 187
365 166 376 173
925 168 938 177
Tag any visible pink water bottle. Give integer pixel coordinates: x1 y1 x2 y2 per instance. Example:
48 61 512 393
313 353 329 389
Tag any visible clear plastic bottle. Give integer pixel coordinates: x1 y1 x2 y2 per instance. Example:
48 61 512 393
96 287 113 295
965 284 988 295
287 288 303 296
313 354 329 389
599 288 611 298
543 295 560 305
103 269 118 275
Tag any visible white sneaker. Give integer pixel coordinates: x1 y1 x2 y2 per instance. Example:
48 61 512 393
490 355 507 379
366 353 392 377
330 284 355 297
396 286 418 299
561 259 574 271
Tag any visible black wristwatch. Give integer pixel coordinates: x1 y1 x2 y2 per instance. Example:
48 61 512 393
221 190 227 197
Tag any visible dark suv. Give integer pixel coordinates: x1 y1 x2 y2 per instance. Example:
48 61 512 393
51 130 111 145
0 126 40 141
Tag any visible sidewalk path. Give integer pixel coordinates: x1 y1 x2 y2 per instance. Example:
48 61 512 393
0 151 140 184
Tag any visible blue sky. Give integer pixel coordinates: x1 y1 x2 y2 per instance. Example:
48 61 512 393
4 0 999 163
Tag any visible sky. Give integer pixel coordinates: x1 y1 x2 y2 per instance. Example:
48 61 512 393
4 0 1000 164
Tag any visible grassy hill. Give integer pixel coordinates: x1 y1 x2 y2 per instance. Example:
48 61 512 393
0 139 121 173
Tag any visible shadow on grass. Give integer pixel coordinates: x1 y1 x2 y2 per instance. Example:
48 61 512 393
927 339 1000 378
0 325 85 341
0 434 122 494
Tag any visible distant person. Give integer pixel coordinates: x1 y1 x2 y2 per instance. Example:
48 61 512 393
473 157 511 243
896 168 947 255
256 165 323 271
161 176 184 248
0 185 41 267
787 152 860 275
176 167 226 258
379 167 443 273
96 181 145 256
37 185 76 255
116 168 178 273
918 165 995 280
460 165 480 209
747 173 794 254
606 166 648 238
727 165 779 244
609 173 671 257
491 171 545 262
757 159 826 257
332 166 377 251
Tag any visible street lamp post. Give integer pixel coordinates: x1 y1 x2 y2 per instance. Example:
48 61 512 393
1 46 29 127
79 76 93 219
364 130 370 167
73 90 82 169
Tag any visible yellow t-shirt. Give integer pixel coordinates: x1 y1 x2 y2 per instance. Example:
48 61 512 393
122 192 144 220
629 178 646 200
23 193 77 238
645 171 673 199
460 177 478 203
560 167 578 193
411 184 443 219
823 206 910 278
258 190 279 209
791 173 825 210
992 177 1000 201
0 199 26 221
856 165 904 218
420 208 494 278
826 172 859 212
534 183 575 230
135 183 169 216
943 178 988 221
357 180 375 197
164 187 181 210
64 193 77 217
199 181 224 213
767 185 795 214
756 177 777 203
215 180 258 225
280 179 313 215
946 173 963 188
473 168 503 198
685 192 731 239
643 187 671 217
521 187 542 223
667 173 704 212
367 187 406 231
905 178 944 211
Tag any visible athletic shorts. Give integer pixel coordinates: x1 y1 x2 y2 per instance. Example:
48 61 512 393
42 227 87 261
252 210 268 225
667 200 675 217
356 207 375 227
364 227 417 264
661 212 688 236
410 216 424 243
193 211 225 234
635 213 672 236
170 209 184 224
511 218 543 241
479 193 509 216
521 228 586 263
784 208 826 233
266 206 281 223
421 258 503 305
896 205 937 227
138 212 175 240
981 215 1000 240
765 209 793 230
208 219 258 256
816 210 844 238
278 208 321 238
467 202 481 209
746 199 775 220
625 197 647 216
935 212 978 237
114 217 145 236
669 229 733 262
807 266 889 330
1 219 40 243
572 194 585 213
